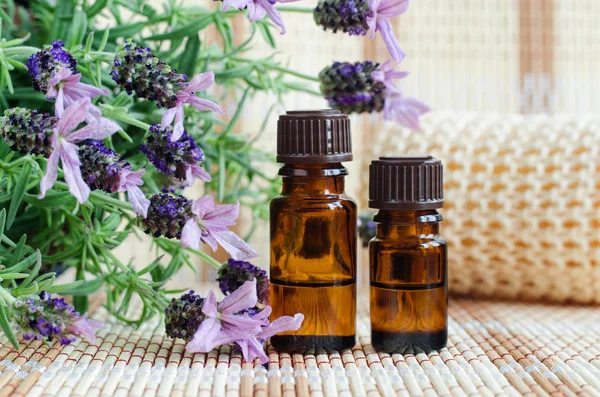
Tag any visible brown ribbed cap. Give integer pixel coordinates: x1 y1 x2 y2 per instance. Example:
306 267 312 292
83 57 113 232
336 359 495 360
277 109 352 164
369 155 444 210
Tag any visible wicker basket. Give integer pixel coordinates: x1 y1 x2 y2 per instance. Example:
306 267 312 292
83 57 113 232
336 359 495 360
362 112 600 304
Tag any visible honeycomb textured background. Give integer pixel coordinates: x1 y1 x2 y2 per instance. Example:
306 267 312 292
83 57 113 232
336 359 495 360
363 112 600 304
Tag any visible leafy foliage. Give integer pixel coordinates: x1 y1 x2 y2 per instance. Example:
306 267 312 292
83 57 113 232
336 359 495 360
0 0 318 329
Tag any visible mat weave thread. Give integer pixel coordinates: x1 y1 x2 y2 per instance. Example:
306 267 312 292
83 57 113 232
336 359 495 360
1 294 600 397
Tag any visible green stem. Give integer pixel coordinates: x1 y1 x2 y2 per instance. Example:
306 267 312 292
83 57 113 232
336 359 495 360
185 247 223 270
0 285 15 304
276 6 314 13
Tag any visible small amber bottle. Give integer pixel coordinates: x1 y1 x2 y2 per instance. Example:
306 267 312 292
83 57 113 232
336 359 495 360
270 110 357 353
369 156 447 354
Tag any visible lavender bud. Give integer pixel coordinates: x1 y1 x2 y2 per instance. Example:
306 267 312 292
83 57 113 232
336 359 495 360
165 290 206 341
26 40 78 93
11 292 74 344
314 0 369 36
140 124 204 181
111 40 187 108
138 193 192 239
0 108 56 157
319 61 385 114
217 259 270 305
78 140 130 193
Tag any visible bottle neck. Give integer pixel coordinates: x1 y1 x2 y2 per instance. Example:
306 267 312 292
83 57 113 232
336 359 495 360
373 209 442 239
279 163 347 195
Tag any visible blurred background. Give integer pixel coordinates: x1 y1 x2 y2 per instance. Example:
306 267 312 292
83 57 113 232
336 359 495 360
114 0 599 303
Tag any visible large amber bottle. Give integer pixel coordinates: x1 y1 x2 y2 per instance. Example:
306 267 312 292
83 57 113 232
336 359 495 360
270 110 357 353
369 156 447 354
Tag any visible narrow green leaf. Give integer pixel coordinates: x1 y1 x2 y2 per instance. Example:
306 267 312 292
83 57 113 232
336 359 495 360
68 9 88 48
256 21 276 48
137 256 163 276
20 251 41 288
178 35 200 77
145 14 213 41
23 192 75 208
85 0 109 18
67 277 104 296
47 280 84 294
214 65 254 80
7 162 30 230
0 251 37 275
0 304 19 349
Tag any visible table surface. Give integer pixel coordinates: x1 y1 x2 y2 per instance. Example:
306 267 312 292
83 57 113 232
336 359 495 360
1 293 599 397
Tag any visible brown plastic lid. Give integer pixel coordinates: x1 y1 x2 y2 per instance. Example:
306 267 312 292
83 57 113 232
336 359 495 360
277 109 353 164
369 155 444 210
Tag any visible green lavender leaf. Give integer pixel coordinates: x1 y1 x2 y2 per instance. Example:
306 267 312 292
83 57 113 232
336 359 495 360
0 304 18 349
145 14 213 41
7 162 30 230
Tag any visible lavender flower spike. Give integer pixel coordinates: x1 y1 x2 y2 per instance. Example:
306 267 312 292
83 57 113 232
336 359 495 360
161 72 225 142
185 279 264 354
11 291 102 345
79 140 150 217
221 0 301 35
39 98 121 203
181 195 258 261
140 124 211 185
27 41 107 119
320 60 429 130
367 0 409 63
218 259 270 305
0 108 56 157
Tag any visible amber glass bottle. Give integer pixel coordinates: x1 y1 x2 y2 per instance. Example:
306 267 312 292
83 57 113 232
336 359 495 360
270 110 357 353
369 156 447 354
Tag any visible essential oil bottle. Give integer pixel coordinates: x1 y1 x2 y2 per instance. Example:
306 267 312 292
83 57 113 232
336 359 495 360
270 110 357 353
368 156 447 354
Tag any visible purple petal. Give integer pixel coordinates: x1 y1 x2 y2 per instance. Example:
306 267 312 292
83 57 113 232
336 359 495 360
170 106 186 142
53 88 66 118
258 313 304 340
185 72 215 93
191 195 215 218
39 146 61 199
247 1 268 22
378 0 410 17
181 218 202 250
218 279 257 314
67 118 121 143
67 314 103 343
186 96 225 114
201 232 219 253
376 17 405 63
126 185 150 218
239 338 269 364
202 291 218 317
256 0 287 34
186 164 212 184
56 98 91 135
185 317 221 353
63 81 108 101
221 0 251 12
212 230 259 261
161 107 178 128
60 141 91 203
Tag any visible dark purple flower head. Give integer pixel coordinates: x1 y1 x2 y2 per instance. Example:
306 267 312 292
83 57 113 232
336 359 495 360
217 259 270 305
78 140 130 192
140 124 207 182
111 40 187 108
314 0 369 36
10 291 100 345
165 290 206 341
138 193 192 239
0 108 57 157
26 41 79 93
319 61 385 114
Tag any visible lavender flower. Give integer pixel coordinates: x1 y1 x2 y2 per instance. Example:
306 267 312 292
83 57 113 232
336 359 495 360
165 290 205 341
221 0 301 35
314 0 409 63
111 41 223 139
27 41 108 118
320 60 429 130
38 98 121 203
140 124 211 185
138 194 192 239
26 41 78 93
181 195 258 261
217 259 270 305
139 193 257 260
0 108 56 157
314 0 370 36
79 140 150 217
11 291 102 345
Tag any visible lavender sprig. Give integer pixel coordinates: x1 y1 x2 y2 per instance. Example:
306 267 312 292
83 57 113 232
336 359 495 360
0 108 56 157
26 40 78 93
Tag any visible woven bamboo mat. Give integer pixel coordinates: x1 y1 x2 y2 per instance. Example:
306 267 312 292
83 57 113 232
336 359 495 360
1 294 600 397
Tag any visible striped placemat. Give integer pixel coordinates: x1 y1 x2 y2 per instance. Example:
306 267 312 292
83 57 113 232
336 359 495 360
1 294 599 397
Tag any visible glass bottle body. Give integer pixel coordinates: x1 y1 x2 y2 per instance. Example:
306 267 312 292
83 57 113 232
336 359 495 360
270 163 357 352
370 209 447 353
